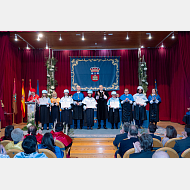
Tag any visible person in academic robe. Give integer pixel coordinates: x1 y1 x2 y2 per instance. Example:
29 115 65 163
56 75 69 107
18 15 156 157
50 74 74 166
107 91 121 129
50 91 60 124
119 88 134 123
133 86 148 128
72 85 85 129
60 89 73 129
39 90 51 130
94 85 109 129
27 88 40 126
82 90 97 130
148 88 161 126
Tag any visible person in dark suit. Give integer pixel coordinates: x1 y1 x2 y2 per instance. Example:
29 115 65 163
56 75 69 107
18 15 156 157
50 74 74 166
173 124 190 157
113 122 130 149
148 123 161 141
117 125 139 158
130 134 154 158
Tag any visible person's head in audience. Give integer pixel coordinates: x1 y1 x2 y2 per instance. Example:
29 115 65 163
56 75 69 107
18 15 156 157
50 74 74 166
165 125 177 139
183 124 190 138
128 125 138 138
148 123 158 134
55 122 65 132
22 135 38 154
124 88 129 95
11 128 24 143
123 122 130 133
152 151 170 158
28 125 37 136
139 134 153 152
41 133 55 153
4 125 14 140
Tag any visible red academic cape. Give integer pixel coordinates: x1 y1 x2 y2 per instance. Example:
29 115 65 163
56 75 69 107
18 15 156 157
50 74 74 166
50 130 72 147
27 94 39 102
24 133 43 144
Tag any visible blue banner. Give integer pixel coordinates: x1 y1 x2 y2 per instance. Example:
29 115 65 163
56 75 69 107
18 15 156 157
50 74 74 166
70 57 120 91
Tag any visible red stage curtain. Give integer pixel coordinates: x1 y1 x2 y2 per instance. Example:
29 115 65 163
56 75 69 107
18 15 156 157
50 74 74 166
53 50 139 98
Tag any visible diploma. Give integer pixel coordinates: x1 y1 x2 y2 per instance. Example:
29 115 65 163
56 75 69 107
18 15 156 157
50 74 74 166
61 101 70 108
86 101 96 108
39 98 48 105
110 101 119 108
136 97 145 104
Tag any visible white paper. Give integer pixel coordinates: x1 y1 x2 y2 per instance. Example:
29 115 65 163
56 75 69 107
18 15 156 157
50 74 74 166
86 101 96 108
136 97 145 104
39 98 48 105
110 101 119 108
61 101 70 108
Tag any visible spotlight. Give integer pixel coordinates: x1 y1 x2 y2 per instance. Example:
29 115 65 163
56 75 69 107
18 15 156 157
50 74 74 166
126 35 129 40
59 34 62 41
38 34 43 38
148 34 152 39
141 45 144 48
172 33 175 39
26 44 30 49
37 36 40 41
15 34 18 41
82 36 85 41
104 36 106 40
161 43 164 48
46 43 48 49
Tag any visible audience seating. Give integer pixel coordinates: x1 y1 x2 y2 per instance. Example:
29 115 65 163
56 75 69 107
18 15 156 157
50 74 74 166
164 138 181 148
152 138 163 151
0 140 11 147
54 140 66 158
38 149 57 158
113 145 118 151
6 149 22 158
181 148 190 158
155 147 179 158
123 148 135 158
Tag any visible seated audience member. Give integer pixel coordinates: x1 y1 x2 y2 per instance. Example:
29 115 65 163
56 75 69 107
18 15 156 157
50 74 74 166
38 133 64 158
24 125 43 144
0 125 14 141
5 128 24 151
0 145 10 158
152 151 170 158
162 125 177 146
14 136 47 158
173 124 190 157
50 122 72 150
148 123 161 141
130 134 154 158
113 123 130 148
117 125 139 158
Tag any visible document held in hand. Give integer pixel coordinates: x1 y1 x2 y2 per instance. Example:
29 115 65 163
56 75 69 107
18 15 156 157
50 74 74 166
39 98 48 105
61 101 70 108
86 101 96 108
110 101 119 108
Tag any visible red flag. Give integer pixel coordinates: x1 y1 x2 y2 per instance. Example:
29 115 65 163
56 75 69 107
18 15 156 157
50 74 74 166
12 78 18 115
21 79 25 118
28 79 32 98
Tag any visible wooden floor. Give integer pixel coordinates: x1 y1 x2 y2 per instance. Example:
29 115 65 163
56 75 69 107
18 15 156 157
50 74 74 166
0 121 185 158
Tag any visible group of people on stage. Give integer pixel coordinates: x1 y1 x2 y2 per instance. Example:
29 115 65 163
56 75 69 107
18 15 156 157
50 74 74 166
27 84 161 130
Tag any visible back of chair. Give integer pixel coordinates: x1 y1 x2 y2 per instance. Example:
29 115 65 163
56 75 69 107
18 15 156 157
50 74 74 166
164 138 181 148
113 145 118 151
155 147 179 158
38 149 57 158
153 138 163 148
54 140 66 158
181 148 190 158
123 148 135 158
0 140 11 147
6 149 22 158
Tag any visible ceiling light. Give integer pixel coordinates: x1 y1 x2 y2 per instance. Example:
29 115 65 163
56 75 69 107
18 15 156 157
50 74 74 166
161 43 164 48
15 34 18 41
38 34 43 38
37 36 40 41
82 36 85 41
76 34 81 36
46 43 48 49
59 34 62 41
26 44 30 49
126 35 129 40
108 33 113 35
146 33 152 39
141 45 144 48
95 43 97 45
104 36 106 40
172 33 175 39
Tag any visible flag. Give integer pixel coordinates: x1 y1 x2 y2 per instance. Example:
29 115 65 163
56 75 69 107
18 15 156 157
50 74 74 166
155 79 158 93
21 79 25 118
37 79 39 96
12 78 18 115
28 79 32 98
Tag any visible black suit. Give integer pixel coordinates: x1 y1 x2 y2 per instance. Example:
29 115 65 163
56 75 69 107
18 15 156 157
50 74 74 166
149 133 161 141
173 137 190 157
129 150 154 158
118 137 139 158
113 133 128 148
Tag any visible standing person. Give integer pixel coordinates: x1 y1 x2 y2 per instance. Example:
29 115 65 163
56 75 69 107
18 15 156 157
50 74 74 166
50 91 60 124
148 88 161 126
119 88 134 124
72 85 85 129
107 91 121 129
60 89 73 130
133 86 148 128
27 88 40 126
39 90 51 130
82 90 97 130
94 85 109 129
